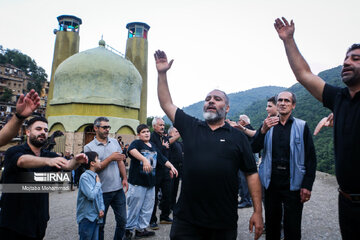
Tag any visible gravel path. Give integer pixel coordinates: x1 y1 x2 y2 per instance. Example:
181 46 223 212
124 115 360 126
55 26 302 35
45 171 341 239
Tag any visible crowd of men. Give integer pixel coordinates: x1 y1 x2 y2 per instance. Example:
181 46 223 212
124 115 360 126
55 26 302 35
0 16 359 240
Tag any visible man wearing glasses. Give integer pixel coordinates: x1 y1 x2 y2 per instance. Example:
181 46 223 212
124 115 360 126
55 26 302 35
84 117 128 240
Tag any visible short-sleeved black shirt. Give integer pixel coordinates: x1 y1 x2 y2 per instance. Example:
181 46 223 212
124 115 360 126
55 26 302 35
0 143 59 238
323 84 360 193
128 140 167 187
173 109 257 229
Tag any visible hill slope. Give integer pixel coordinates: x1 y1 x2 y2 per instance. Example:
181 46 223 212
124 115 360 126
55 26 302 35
244 66 343 174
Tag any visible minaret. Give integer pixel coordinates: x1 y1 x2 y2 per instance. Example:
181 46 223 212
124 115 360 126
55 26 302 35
125 22 150 124
46 15 82 118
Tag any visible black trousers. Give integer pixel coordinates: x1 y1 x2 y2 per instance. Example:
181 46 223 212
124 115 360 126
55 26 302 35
151 167 171 223
264 183 303 240
0 227 44 240
170 217 237 240
339 193 360 240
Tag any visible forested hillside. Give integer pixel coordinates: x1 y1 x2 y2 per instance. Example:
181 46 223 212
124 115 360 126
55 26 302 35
243 66 343 174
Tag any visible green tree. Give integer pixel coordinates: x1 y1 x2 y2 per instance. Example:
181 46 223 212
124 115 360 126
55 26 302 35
0 87 13 102
0 46 47 94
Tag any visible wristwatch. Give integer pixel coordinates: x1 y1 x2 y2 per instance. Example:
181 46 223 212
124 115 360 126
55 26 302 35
15 112 27 120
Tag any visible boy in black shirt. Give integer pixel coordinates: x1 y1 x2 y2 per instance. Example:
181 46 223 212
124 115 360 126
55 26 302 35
124 124 178 239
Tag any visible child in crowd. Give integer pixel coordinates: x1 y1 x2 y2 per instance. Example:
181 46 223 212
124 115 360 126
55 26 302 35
77 151 105 240
124 124 178 240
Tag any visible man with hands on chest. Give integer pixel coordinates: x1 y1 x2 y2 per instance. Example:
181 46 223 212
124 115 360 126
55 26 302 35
251 91 317 240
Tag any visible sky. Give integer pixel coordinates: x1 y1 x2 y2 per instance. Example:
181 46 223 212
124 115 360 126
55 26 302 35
1 0 359 117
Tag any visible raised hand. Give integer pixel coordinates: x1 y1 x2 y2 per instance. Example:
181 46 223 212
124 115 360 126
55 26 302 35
274 17 295 41
16 89 40 118
75 153 88 164
154 50 174 74
261 115 279 134
314 113 334 135
48 157 68 169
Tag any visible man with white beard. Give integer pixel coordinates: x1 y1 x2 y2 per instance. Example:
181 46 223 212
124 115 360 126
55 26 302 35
154 50 263 240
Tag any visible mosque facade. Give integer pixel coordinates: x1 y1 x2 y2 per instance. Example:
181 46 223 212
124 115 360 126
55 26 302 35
46 15 150 154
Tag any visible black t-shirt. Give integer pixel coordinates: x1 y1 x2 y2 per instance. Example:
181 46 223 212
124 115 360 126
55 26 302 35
0 143 59 238
128 140 167 187
169 140 183 164
323 84 360 193
150 131 170 170
173 109 257 229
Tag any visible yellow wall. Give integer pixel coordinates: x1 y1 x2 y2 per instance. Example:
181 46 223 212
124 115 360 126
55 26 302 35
117 126 135 135
49 123 66 133
47 103 139 119
125 38 148 124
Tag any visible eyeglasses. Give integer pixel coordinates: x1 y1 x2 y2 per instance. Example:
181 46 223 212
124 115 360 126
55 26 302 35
99 126 111 130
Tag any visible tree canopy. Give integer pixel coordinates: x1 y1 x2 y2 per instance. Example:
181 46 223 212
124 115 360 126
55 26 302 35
0 45 48 94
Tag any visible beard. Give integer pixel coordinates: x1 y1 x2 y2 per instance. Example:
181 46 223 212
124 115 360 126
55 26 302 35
29 133 47 148
203 106 226 123
342 67 360 87
342 74 360 87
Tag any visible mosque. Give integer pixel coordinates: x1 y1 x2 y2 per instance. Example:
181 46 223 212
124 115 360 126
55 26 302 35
46 15 149 154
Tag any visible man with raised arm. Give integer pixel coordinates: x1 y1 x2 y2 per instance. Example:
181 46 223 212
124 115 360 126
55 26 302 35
0 89 40 147
0 116 87 239
154 50 263 240
274 17 360 239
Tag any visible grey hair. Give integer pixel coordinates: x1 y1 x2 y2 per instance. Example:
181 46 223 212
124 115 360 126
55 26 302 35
239 114 250 124
94 117 109 126
276 91 297 104
168 126 175 135
152 117 164 127
212 89 229 106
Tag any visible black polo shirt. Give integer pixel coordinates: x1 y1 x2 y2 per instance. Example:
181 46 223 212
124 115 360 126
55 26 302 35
173 109 257 229
0 143 59 238
323 83 360 193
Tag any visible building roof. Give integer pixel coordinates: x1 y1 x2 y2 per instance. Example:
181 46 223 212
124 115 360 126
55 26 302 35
50 41 142 109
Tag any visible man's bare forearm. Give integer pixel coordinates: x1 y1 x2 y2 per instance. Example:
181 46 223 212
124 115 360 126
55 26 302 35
282 35 325 101
98 156 113 171
158 73 177 122
246 173 263 214
17 155 50 168
62 158 79 170
117 160 127 180
0 115 23 147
